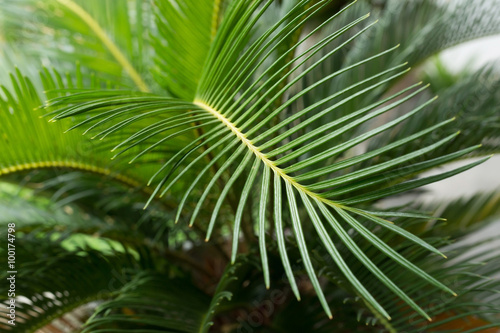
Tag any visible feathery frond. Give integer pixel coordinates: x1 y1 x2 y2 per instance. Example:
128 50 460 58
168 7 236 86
44 0 490 319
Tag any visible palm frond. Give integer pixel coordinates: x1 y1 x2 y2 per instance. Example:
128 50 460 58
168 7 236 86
83 256 247 333
42 0 493 320
386 242 500 332
0 67 171 193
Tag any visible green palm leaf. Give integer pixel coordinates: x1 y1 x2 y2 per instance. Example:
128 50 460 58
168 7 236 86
43 0 492 320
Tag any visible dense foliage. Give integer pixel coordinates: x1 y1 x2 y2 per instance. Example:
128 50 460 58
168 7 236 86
0 0 499 332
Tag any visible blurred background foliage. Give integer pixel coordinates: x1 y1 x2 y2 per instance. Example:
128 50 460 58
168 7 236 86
0 0 499 332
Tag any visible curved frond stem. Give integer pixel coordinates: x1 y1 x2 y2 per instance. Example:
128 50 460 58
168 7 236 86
193 100 342 208
210 0 222 40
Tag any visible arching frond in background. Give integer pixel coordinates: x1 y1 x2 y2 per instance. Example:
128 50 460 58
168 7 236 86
45 0 492 320
0 0 499 331
0 68 195 247
0 0 153 91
